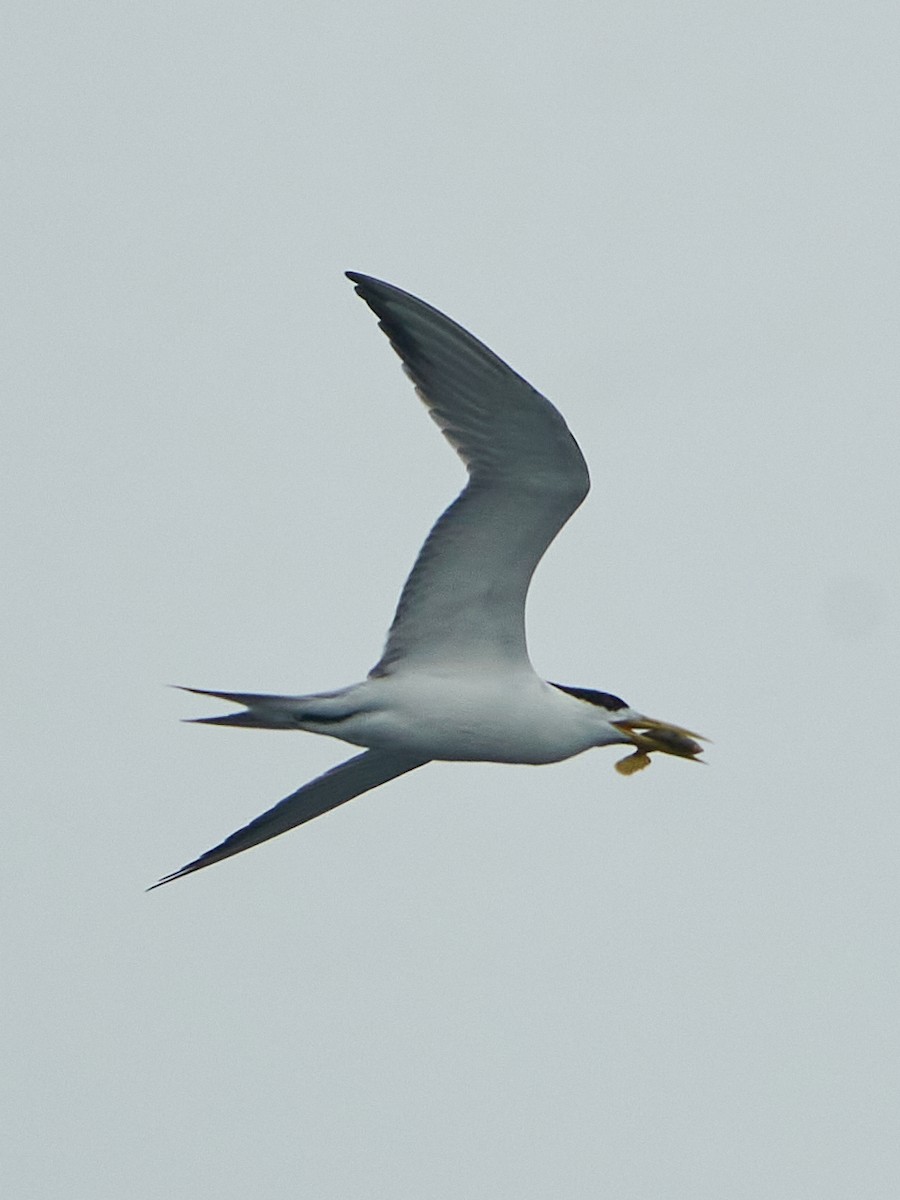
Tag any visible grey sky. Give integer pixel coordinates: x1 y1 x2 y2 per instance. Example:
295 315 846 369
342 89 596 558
4 2 899 1196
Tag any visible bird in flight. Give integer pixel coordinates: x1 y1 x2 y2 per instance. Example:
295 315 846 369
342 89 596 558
152 273 704 887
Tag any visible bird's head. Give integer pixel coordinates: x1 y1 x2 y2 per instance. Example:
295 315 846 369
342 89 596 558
611 716 707 775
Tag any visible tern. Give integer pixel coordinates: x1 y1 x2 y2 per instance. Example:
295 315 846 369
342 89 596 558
152 272 704 888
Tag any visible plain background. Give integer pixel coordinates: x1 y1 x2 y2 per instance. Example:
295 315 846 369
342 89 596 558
4 2 899 1196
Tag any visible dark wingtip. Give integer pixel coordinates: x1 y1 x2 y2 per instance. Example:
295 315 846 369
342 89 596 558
346 270 373 290
346 271 405 302
147 870 182 891
147 856 210 891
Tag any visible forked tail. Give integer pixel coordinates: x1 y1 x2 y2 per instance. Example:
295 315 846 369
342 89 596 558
175 686 302 727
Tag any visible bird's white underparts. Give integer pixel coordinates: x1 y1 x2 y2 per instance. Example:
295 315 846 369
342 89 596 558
152 273 705 888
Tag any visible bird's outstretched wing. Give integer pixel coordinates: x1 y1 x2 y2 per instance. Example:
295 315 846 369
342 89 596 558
150 749 428 888
348 273 590 677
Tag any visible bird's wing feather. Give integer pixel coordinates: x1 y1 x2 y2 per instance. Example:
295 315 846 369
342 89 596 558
347 273 590 676
150 749 428 887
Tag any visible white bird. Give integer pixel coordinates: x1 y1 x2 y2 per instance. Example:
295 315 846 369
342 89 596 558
152 273 705 888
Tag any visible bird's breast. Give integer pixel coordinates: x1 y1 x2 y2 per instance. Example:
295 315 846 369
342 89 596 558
345 672 602 764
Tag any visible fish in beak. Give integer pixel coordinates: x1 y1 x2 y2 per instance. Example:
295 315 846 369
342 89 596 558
611 717 707 775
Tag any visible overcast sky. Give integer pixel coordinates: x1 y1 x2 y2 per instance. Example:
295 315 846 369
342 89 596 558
4 2 900 1197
